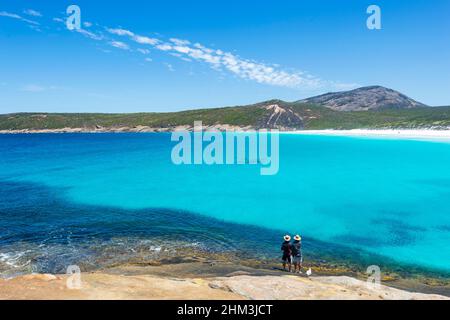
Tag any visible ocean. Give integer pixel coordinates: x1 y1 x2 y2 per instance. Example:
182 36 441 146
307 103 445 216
1 133 450 277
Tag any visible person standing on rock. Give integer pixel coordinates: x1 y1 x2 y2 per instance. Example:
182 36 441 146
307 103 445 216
281 235 292 272
291 235 303 274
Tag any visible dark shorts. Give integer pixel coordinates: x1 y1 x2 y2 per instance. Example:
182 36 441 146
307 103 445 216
282 254 292 263
292 255 303 264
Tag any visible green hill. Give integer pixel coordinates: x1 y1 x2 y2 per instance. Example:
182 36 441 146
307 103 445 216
2 86 449 132
1 101 450 131
291 103 450 129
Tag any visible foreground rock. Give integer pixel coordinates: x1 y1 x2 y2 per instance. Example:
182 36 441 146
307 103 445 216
0 273 447 300
211 275 448 300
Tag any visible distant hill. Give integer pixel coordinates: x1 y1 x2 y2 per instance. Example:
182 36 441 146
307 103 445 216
299 86 427 111
1 87 449 132
0 101 304 132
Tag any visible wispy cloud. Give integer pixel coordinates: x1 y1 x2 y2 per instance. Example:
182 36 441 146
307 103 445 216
107 28 134 37
51 15 103 40
137 48 150 55
110 41 130 50
76 28 103 41
105 27 332 89
23 9 42 17
170 38 191 46
155 43 172 51
103 27 360 90
107 28 159 45
2 10 358 92
133 34 159 45
0 11 39 25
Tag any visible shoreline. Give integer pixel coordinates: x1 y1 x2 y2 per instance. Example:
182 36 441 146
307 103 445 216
287 129 450 141
1 248 450 299
1 127 450 140
1 259 449 300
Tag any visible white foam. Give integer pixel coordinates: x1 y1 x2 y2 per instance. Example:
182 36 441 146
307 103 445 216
0 252 29 268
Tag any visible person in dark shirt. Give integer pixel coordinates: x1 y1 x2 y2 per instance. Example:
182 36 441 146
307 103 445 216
281 235 292 272
291 235 303 273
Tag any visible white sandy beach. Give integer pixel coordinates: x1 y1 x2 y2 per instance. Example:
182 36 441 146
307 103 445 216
288 129 450 141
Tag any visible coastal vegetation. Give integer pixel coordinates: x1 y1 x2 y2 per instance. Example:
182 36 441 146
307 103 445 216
2 87 449 131
1 102 450 131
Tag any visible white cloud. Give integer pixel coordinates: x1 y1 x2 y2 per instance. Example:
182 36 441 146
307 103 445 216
23 9 42 17
0 11 39 25
110 41 130 50
154 39 358 90
155 43 172 51
107 28 159 46
103 26 326 88
107 28 134 37
102 25 357 90
170 53 192 62
137 48 150 54
132 35 159 45
170 38 190 46
106 28 159 46
83 21 93 28
8 10 356 92
102 29 326 88
28 24 42 32
76 28 103 41
141 39 319 88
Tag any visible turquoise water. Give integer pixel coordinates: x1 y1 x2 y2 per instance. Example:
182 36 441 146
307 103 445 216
0 133 450 274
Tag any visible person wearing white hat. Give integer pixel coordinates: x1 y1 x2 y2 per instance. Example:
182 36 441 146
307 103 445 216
292 235 303 274
281 235 292 272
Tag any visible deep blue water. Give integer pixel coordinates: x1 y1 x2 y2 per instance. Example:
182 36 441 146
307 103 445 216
0 133 450 276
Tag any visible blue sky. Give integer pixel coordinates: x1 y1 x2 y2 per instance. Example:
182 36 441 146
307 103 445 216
0 0 449 113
